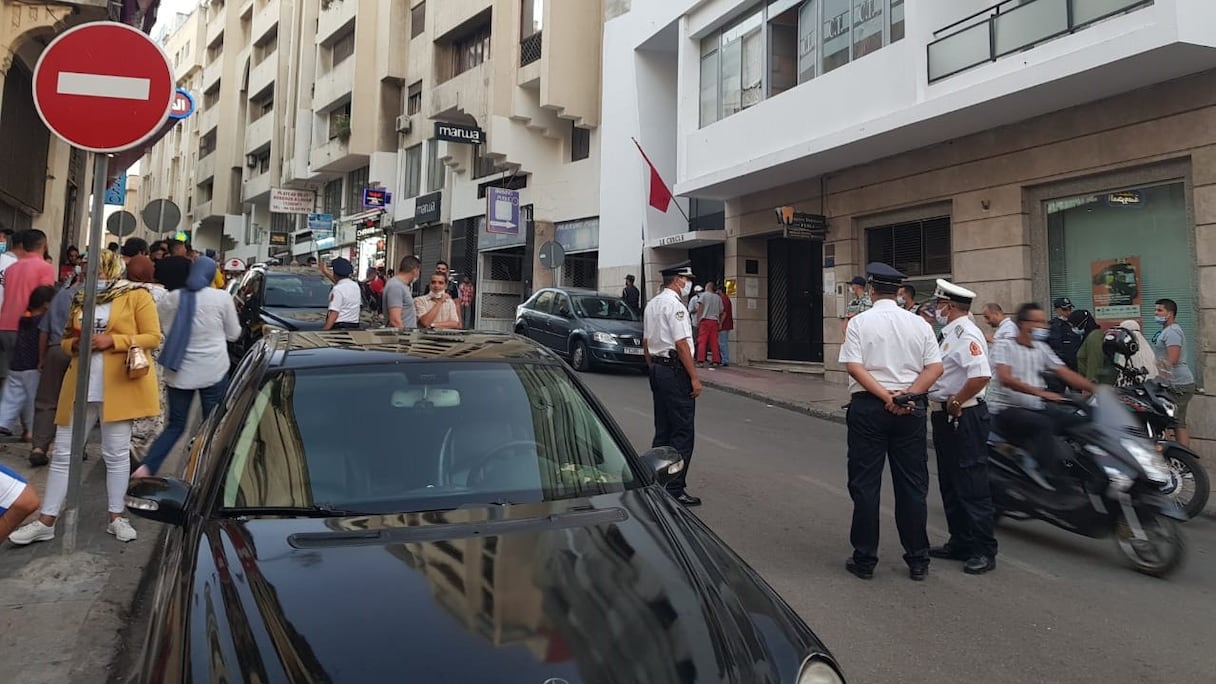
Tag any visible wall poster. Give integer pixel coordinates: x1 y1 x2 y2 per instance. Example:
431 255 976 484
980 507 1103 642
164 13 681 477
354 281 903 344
1091 256 1141 324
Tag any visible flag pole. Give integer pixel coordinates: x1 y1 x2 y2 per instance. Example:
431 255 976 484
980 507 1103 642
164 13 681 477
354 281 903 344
631 137 691 226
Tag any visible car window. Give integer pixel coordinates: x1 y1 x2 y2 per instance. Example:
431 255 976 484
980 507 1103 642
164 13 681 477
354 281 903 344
219 362 638 514
263 274 331 308
532 291 554 314
553 294 572 316
575 296 638 321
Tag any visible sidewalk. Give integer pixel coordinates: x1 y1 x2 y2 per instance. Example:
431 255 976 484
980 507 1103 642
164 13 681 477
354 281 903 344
699 364 851 424
0 438 160 684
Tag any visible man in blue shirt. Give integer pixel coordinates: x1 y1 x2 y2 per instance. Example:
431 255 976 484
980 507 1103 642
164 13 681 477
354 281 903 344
28 283 77 466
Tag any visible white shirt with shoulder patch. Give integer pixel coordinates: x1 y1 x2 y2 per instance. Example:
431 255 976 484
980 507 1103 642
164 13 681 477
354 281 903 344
644 288 695 358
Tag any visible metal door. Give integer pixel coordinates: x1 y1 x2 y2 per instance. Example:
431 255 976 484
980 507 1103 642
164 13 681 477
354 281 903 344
767 238 824 362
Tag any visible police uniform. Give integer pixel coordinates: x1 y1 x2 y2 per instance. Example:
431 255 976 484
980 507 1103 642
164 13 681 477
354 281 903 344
644 262 700 505
838 263 943 580
928 280 998 574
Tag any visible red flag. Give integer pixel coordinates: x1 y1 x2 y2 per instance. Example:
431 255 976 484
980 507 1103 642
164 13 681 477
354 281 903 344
632 138 673 213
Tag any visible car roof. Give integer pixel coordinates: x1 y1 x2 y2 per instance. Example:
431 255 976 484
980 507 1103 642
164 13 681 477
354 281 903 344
261 266 327 277
264 329 561 370
538 287 622 299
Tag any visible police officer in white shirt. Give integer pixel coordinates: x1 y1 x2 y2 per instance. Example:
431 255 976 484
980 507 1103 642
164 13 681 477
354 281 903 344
322 257 363 330
643 261 703 507
838 263 943 581
927 280 998 575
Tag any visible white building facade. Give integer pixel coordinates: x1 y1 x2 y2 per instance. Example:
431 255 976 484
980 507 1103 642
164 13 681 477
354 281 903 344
600 0 1216 455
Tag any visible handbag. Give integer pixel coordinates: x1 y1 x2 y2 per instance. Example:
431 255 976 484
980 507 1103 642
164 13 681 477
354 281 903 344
126 344 150 379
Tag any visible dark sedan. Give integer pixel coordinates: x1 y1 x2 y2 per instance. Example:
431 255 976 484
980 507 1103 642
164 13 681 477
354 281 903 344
515 288 645 371
124 330 845 684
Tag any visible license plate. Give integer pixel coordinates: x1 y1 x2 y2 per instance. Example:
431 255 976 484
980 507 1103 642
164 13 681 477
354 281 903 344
624 347 643 355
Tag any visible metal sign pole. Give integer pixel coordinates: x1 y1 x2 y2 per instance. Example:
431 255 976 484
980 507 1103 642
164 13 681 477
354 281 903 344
61 152 107 554
157 199 167 239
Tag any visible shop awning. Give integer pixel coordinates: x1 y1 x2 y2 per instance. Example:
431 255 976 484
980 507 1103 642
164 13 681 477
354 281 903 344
648 230 726 251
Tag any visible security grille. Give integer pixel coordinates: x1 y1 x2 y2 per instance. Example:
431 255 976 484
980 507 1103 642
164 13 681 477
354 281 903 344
561 253 598 290
520 31 543 66
488 251 523 282
481 292 521 321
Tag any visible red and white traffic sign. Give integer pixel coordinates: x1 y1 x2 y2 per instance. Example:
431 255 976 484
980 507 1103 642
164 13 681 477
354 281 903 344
32 22 175 154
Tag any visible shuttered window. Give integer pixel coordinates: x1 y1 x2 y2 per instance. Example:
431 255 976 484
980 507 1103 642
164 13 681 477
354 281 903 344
865 216 952 278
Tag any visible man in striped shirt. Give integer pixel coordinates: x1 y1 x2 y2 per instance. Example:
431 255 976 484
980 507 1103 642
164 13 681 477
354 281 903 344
989 302 1094 488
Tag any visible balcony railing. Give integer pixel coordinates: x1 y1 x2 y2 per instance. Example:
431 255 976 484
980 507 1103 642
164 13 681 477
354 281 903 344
928 0 1154 83
520 31 542 67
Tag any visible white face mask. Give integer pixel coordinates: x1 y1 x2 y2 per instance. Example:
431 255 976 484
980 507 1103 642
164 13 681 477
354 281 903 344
896 296 906 307
936 307 950 327
680 280 692 298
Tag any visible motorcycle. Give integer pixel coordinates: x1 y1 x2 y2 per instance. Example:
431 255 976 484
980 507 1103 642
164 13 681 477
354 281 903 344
1114 365 1210 519
988 386 1187 578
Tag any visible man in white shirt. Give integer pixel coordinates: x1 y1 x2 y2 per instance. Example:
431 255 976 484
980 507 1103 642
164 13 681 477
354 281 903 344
838 263 943 581
927 280 997 575
322 258 363 330
981 302 1018 347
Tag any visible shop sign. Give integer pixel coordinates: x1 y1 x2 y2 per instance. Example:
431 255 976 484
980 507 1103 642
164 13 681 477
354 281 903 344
104 174 126 206
270 188 315 214
1091 256 1142 324
415 191 442 225
555 217 598 253
1106 191 1143 207
307 213 334 237
363 188 392 209
356 225 382 241
434 121 484 145
269 232 290 246
486 187 520 235
656 232 693 247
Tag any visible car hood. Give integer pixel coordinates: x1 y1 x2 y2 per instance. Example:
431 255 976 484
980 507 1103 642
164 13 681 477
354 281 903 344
261 306 329 330
182 488 832 683
580 318 644 338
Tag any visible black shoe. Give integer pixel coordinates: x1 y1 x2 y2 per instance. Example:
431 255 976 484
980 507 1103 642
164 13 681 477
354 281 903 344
845 559 874 580
674 493 702 506
909 566 928 581
929 544 969 561
964 555 996 575
28 450 48 467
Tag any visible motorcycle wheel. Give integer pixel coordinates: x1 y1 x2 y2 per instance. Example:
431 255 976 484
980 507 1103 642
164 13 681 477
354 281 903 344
1113 514 1186 578
1162 448 1210 519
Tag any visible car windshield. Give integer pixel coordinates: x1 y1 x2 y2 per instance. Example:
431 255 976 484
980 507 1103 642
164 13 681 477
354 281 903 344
219 362 639 514
574 296 638 321
264 274 331 308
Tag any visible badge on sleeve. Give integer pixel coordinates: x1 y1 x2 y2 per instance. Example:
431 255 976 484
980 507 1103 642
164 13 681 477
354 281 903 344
970 341 983 356
954 327 964 339
676 310 685 320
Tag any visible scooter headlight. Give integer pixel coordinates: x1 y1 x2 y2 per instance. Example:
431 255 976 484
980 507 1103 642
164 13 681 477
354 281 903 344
1120 438 1170 484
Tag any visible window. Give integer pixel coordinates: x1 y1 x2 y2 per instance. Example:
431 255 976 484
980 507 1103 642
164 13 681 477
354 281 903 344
532 290 554 313
410 2 425 39
346 166 370 211
890 0 904 42
452 22 492 78
865 216 952 278
520 0 543 65
253 149 271 174
407 80 422 115
199 131 217 156
472 144 498 179
332 28 356 67
570 123 590 162
426 139 445 192
323 179 343 216
689 198 725 231
402 144 422 197
327 102 351 140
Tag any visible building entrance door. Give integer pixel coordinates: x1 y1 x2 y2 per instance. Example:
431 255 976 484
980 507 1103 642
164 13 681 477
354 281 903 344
767 238 823 362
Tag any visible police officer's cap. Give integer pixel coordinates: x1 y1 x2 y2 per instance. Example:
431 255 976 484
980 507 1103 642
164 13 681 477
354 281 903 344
660 261 696 278
865 262 906 289
933 279 977 305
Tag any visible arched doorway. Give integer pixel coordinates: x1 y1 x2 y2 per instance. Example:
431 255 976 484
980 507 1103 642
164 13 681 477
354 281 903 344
0 48 51 230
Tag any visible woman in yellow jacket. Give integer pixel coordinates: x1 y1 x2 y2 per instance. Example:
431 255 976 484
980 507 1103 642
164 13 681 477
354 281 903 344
8 250 163 546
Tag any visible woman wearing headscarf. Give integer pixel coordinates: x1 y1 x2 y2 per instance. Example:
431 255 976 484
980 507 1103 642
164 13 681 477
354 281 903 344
132 256 240 478
1072 309 1114 385
154 254 192 292
8 249 163 546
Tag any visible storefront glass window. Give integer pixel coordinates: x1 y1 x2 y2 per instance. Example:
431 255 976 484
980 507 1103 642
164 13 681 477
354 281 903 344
1046 182 1197 380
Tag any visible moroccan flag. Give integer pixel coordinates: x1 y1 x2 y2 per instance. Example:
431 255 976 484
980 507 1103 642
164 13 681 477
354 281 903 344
632 138 673 213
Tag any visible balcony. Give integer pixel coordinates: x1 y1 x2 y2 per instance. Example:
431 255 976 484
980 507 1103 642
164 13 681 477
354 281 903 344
199 105 220 135
249 54 276 97
520 31 542 67
206 9 226 47
202 58 222 92
312 57 354 112
243 170 272 202
430 60 491 122
252 0 280 45
193 200 214 221
317 0 358 45
309 136 360 174
197 152 217 182
245 112 274 153
929 0 1154 82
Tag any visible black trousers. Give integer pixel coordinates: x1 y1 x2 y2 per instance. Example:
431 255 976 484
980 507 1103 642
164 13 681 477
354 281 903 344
931 404 998 558
649 362 696 494
992 407 1077 472
846 393 930 569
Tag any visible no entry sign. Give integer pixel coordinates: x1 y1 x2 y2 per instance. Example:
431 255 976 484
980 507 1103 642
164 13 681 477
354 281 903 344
32 22 175 153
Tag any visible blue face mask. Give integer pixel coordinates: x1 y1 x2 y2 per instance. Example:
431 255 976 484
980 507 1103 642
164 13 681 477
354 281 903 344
1154 316 1168 325
0 243 7 254
1032 328 1050 341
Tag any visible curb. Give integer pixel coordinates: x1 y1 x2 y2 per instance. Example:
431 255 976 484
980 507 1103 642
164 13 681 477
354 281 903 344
701 378 848 425
104 526 167 684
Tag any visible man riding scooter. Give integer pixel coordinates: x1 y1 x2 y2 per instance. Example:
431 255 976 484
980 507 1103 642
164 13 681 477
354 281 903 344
988 302 1095 489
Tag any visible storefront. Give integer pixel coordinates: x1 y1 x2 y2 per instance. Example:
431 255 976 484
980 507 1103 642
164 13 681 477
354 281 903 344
354 220 386 280
555 217 599 290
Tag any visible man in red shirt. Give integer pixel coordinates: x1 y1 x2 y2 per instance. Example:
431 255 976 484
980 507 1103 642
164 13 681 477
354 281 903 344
718 285 734 367
0 231 57 382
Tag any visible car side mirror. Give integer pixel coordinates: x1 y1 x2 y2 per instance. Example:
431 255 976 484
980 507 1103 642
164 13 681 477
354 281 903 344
125 477 191 526
640 446 685 487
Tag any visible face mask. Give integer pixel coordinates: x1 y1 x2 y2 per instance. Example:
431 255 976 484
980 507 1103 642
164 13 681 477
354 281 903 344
936 309 950 327
0 243 7 254
1072 327 1085 336
681 280 692 298
1154 316 1168 325
1032 328 1050 341
896 296 906 307
74 265 82 274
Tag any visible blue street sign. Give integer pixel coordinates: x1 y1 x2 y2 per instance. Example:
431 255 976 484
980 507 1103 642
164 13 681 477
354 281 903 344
486 187 520 235
307 212 334 235
169 89 195 120
362 188 391 209
104 174 126 206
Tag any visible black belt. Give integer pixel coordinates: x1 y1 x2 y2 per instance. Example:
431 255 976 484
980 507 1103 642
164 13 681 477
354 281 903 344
332 321 361 330
651 355 683 368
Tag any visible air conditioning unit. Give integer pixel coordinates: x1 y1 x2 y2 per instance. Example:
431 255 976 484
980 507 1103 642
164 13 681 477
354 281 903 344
245 154 258 168
395 114 411 134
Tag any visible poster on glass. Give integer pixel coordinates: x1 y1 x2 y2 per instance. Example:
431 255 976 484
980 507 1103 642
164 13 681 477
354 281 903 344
1090 256 1141 325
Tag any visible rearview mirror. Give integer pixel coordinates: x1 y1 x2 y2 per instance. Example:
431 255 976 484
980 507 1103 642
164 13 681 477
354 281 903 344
125 477 192 526
640 446 684 487
392 387 461 408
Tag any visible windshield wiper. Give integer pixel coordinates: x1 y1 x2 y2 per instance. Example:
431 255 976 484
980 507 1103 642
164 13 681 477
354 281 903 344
220 503 370 518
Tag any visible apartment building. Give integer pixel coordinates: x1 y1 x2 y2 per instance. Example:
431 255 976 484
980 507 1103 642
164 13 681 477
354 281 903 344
601 0 1216 454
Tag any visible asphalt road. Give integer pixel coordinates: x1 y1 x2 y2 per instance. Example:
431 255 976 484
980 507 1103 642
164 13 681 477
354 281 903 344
580 371 1216 684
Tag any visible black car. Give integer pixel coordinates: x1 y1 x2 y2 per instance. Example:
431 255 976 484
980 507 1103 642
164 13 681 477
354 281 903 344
124 330 845 683
230 265 376 360
515 287 645 371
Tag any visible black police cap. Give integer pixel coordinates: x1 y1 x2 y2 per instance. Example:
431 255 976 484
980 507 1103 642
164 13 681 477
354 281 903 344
660 261 696 278
865 262 906 288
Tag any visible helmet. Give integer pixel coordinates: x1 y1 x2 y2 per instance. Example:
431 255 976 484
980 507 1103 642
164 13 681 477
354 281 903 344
1102 326 1137 359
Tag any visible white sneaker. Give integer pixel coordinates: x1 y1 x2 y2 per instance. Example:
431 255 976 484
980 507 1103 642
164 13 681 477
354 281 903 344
9 520 55 545
107 517 138 543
